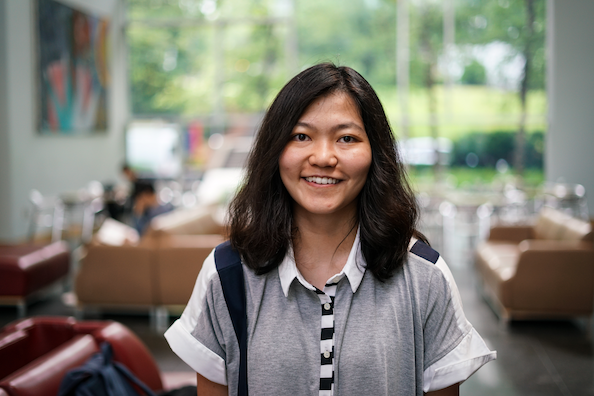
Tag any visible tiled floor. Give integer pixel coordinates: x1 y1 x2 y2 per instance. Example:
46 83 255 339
451 264 593 396
1 246 593 395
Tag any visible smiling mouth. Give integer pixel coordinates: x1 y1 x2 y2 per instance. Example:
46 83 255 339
304 176 340 185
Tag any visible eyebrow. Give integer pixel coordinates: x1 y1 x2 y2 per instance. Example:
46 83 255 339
294 121 365 132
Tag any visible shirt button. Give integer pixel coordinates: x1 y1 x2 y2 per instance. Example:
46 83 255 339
324 351 331 359
324 303 331 311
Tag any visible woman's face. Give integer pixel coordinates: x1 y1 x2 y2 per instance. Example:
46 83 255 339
279 92 372 220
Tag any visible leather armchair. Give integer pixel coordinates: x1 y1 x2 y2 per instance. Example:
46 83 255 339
0 242 70 317
0 317 163 396
475 207 594 321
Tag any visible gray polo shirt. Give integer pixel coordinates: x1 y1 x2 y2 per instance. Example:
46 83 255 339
165 234 496 395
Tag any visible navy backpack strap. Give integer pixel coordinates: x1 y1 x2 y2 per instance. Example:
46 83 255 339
214 241 248 396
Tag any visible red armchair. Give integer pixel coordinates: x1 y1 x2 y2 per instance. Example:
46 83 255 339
0 317 163 396
0 242 70 317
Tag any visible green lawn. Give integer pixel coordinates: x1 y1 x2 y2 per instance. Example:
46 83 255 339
373 84 547 195
408 166 545 192
374 84 547 140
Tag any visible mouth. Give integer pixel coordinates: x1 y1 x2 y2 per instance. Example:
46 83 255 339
304 176 340 185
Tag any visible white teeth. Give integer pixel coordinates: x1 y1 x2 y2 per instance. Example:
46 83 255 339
305 177 339 185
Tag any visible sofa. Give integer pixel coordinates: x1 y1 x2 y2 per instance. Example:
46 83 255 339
0 316 163 396
74 204 225 326
475 206 594 322
0 242 70 317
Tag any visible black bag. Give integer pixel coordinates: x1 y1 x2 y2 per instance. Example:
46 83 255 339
58 341 157 396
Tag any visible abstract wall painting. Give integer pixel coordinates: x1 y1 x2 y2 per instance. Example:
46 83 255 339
37 0 110 134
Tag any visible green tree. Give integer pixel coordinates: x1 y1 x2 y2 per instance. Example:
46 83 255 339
455 0 546 175
408 1 443 176
461 59 487 85
297 0 396 86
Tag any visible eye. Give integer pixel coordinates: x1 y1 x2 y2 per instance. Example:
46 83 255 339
293 133 309 142
339 135 356 143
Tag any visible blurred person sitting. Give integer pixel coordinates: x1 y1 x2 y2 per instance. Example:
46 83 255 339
107 163 156 223
121 163 138 185
132 182 174 236
105 164 140 221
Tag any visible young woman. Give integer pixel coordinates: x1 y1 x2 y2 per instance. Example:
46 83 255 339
165 63 496 396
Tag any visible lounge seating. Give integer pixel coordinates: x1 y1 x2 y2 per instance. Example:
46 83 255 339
75 234 224 309
74 204 225 327
0 316 163 396
0 241 70 317
475 206 594 322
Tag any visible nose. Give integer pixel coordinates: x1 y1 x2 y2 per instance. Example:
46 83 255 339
308 140 338 168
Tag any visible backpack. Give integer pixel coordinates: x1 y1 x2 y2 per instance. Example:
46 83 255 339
214 240 248 396
58 341 157 396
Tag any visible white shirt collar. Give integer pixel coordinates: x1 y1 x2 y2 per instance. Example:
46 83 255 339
277 227 366 297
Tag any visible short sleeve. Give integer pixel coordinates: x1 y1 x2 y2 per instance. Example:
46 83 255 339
422 256 497 392
164 249 229 385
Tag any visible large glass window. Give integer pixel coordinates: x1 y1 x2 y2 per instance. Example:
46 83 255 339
126 0 546 185
128 0 292 118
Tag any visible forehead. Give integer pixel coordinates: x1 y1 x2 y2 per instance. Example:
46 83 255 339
297 92 363 125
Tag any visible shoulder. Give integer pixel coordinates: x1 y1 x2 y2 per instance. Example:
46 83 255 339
406 238 447 285
176 248 220 326
187 241 256 310
408 238 440 265
406 238 456 289
406 238 469 328
197 248 219 290
164 247 229 385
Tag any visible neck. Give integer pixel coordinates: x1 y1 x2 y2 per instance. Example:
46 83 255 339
291 208 358 289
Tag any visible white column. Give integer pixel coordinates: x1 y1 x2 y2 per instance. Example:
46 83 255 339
546 0 594 213
284 0 299 77
0 0 12 240
396 0 410 140
212 20 226 135
443 0 455 122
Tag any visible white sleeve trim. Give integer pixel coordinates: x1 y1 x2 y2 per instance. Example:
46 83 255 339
163 249 227 385
164 319 227 385
423 249 497 392
423 327 497 392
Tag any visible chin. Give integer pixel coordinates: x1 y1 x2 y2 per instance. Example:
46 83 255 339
300 203 353 217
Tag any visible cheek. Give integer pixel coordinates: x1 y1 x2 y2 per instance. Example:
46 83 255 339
348 149 372 180
278 149 297 183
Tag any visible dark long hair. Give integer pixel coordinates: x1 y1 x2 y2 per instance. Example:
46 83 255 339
228 62 423 281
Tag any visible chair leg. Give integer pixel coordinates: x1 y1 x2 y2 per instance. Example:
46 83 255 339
52 203 65 243
154 306 170 333
28 210 40 243
17 301 26 318
584 315 594 340
498 311 511 332
74 307 84 320
573 315 594 338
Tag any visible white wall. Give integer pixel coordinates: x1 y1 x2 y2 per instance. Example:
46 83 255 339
0 1 11 240
0 0 128 242
546 0 594 214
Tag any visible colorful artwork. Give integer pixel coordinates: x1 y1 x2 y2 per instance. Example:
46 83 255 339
37 0 110 134
185 121 208 166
